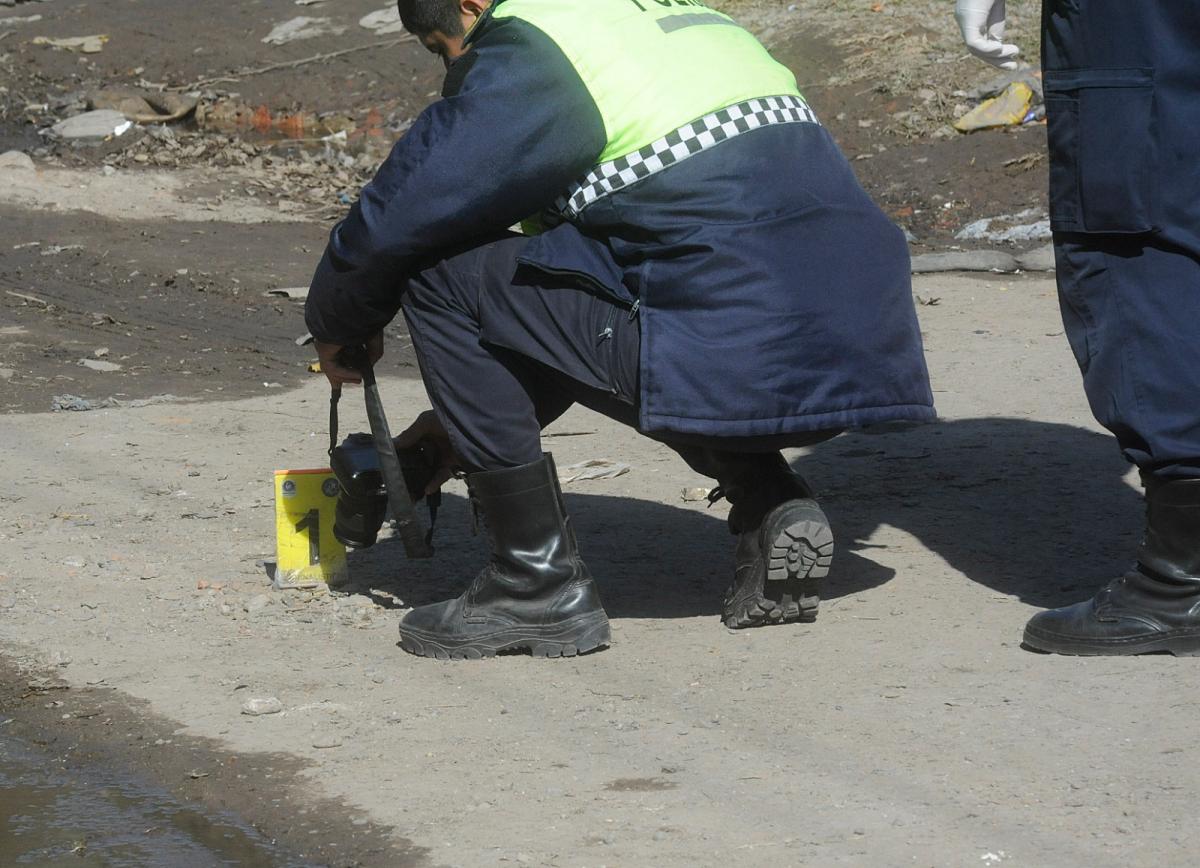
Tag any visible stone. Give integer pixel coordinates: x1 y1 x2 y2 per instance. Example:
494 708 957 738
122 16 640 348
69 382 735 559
241 697 283 716
78 358 122 372
1017 243 1056 272
243 594 271 614
50 110 132 142
0 150 34 171
312 732 343 749
910 250 1019 274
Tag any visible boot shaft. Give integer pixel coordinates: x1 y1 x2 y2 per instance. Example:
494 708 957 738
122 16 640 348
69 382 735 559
1139 477 1200 582
467 455 583 595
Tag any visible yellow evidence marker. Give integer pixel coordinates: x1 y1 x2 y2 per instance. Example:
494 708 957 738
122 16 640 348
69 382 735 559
273 468 347 588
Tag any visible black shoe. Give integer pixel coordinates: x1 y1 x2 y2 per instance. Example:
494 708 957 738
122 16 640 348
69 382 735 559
684 450 833 629
398 455 611 660
1023 477 1200 657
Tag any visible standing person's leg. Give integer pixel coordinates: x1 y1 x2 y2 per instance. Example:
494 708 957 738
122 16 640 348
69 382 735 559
1022 1 1200 655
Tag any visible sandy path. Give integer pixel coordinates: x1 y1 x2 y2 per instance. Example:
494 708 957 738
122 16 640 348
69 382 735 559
2 273 1195 867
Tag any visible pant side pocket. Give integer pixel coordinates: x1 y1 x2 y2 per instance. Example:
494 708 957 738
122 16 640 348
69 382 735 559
1044 68 1157 234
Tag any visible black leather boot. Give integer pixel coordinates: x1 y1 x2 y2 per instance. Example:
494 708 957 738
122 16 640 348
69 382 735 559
398 454 611 660
688 450 834 629
1023 477 1200 656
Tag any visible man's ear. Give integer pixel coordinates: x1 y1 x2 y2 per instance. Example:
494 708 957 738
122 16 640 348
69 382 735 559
460 0 491 23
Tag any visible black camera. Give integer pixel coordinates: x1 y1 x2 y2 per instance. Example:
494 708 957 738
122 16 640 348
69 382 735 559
329 433 442 549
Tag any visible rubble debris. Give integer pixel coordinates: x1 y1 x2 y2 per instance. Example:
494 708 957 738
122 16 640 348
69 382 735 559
263 287 308 299
88 87 198 124
681 487 712 503
359 6 406 35
0 13 40 25
262 16 345 46
956 210 1051 244
954 82 1035 132
32 34 109 53
49 110 133 142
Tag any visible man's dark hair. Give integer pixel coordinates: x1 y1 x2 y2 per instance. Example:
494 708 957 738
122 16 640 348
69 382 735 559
397 0 465 37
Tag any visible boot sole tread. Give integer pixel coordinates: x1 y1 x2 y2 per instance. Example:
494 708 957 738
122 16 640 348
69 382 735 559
1023 623 1200 657
399 613 611 661
725 500 832 630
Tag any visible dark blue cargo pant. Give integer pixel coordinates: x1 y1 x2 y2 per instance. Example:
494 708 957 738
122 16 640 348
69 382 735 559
400 234 837 474
1044 0 1200 479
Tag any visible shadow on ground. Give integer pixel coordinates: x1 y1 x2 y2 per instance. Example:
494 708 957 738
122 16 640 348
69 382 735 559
341 418 1139 619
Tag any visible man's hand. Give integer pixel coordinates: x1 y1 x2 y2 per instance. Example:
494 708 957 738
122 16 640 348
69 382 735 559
395 410 459 496
955 0 1020 70
315 332 384 388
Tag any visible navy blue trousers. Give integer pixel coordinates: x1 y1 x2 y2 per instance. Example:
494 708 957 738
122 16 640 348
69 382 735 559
400 234 837 473
1044 0 1200 479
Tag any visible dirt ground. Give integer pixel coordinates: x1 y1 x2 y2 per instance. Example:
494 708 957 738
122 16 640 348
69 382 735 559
6 2 1196 867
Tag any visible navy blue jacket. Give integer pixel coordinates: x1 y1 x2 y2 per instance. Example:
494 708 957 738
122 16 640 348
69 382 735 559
306 11 934 438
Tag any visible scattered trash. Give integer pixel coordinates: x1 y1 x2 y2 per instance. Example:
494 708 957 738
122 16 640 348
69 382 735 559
0 13 40 26
32 34 109 54
954 82 1035 132
961 66 1042 102
262 16 345 46
78 358 122 373
40 244 84 255
241 697 284 716
681 487 712 503
559 459 631 484
49 110 133 142
359 6 406 35
51 394 179 412
195 99 354 140
296 332 315 347
916 295 942 307
0 149 34 170
88 87 198 124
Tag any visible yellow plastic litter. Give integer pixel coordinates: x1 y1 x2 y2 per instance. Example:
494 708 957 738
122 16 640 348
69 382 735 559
273 469 347 588
954 82 1035 132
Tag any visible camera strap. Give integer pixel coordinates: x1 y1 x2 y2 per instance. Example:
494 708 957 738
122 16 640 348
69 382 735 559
328 386 341 457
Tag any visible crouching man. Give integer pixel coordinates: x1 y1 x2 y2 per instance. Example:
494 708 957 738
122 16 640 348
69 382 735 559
305 0 935 660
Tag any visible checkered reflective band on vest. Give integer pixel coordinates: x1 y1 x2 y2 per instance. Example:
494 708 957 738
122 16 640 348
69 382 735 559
557 95 819 218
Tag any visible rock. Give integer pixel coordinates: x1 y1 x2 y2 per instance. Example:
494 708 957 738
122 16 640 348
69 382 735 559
62 556 87 568
0 150 34 171
262 16 345 45
0 594 16 610
0 368 14 381
312 732 343 749
359 6 406 34
241 697 283 716
243 594 272 614
1017 243 1056 272
78 358 122 372
50 110 133 142
910 250 1019 274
